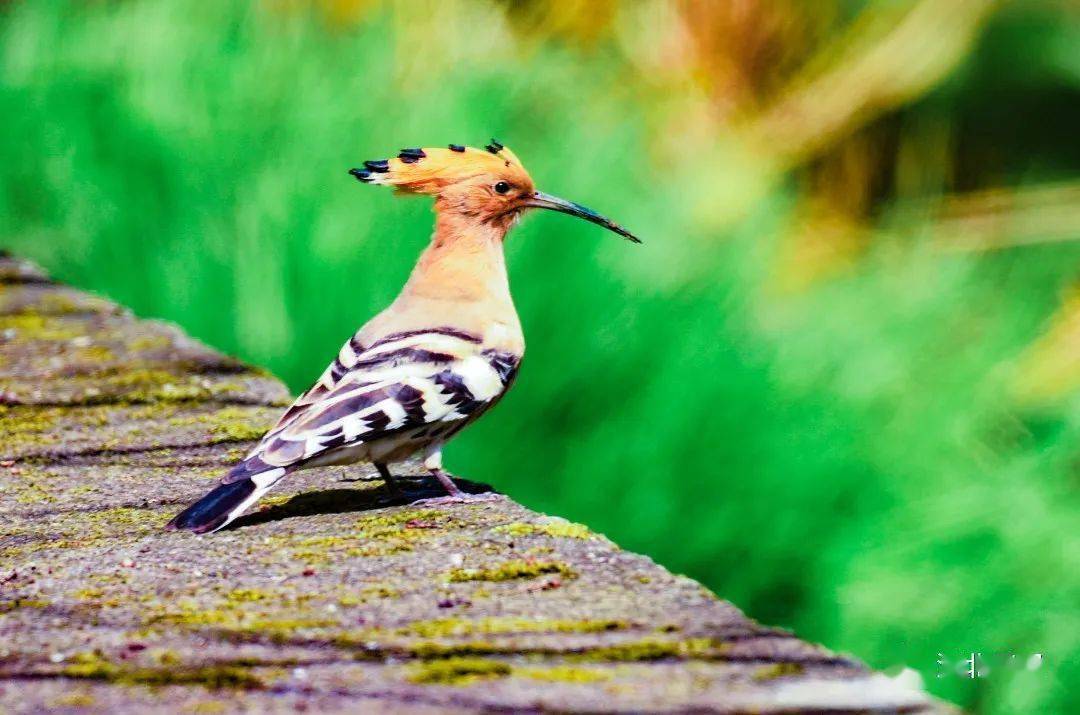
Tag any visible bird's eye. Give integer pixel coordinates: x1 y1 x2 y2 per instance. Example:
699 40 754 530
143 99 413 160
494 181 511 195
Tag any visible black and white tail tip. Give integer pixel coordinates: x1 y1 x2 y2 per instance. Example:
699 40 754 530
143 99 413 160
165 469 283 534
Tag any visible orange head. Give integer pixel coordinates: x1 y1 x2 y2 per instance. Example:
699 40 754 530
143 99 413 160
349 140 640 243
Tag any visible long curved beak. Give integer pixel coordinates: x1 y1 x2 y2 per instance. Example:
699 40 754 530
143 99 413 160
524 191 641 243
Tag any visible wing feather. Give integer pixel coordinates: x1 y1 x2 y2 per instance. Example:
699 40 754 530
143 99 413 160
226 329 519 478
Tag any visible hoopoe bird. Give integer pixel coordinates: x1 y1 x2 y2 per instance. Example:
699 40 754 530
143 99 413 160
167 141 639 534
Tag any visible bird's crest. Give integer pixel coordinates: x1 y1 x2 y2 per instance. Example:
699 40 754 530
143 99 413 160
350 140 527 195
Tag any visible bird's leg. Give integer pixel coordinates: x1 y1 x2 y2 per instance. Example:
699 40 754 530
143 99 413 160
424 448 464 497
431 468 466 498
410 447 501 505
374 461 405 498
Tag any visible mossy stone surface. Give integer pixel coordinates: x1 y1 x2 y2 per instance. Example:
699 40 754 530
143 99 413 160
0 256 947 714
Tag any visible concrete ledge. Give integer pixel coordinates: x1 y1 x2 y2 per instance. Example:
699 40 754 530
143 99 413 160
0 254 947 713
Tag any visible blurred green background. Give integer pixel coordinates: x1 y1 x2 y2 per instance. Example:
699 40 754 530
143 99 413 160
3 0 1079 710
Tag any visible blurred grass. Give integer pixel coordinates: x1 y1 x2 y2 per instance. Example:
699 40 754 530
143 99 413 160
2 1 1079 711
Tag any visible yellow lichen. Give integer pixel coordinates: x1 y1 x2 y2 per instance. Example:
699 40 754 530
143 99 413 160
398 617 625 638
274 509 456 562
0 314 82 340
515 665 612 683
397 640 506 660
224 588 270 604
355 508 449 536
59 652 264 690
0 598 49 613
752 662 806 680
149 606 335 633
34 292 85 315
213 422 266 441
405 657 510 685
0 405 59 434
334 584 404 608
574 638 714 662
129 335 173 351
446 560 576 583
74 345 117 363
492 520 595 539
166 407 275 442
52 692 96 707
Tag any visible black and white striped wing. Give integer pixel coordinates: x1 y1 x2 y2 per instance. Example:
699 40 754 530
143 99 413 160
225 328 518 480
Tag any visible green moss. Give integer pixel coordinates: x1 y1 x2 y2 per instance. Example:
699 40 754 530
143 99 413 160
291 541 415 561
225 446 250 461
0 401 258 458
405 657 510 685
355 508 449 536
515 665 612 683
3 368 214 407
245 616 332 633
13 480 56 504
574 638 714 662
325 633 724 665
397 640 506 660
165 414 206 428
337 585 401 605
274 508 455 561
146 606 233 628
446 560 577 583
289 548 337 565
399 617 626 638
492 522 543 537
166 407 276 442
154 650 182 666
149 606 335 632
60 653 264 690
752 662 806 680
7 502 163 544
0 405 59 434
492 520 595 539
103 368 179 387
87 506 162 531
101 368 208 402
8 365 268 407
213 422 266 441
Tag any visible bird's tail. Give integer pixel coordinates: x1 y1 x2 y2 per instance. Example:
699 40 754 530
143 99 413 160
165 468 285 534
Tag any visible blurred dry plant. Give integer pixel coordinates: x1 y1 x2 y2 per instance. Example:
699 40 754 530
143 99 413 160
498 0 621 45
276 0 1077 398
1013 281 1080 404
746 0 996 167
